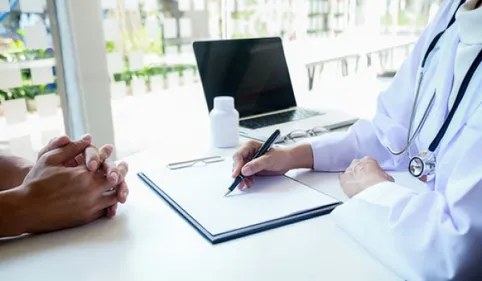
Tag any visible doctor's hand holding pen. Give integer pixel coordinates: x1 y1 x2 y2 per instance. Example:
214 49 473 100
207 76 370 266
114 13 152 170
232 140 394 197
231 140 314 189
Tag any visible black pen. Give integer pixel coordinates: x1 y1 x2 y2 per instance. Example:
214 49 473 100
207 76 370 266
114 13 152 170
224 129 281 197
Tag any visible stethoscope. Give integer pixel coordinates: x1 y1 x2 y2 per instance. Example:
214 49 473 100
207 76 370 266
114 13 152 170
387 0 482 180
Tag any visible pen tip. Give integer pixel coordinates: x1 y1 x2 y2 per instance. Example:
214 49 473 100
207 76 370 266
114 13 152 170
224 190 231 197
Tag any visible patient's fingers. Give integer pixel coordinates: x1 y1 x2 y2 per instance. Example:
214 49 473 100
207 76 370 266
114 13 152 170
102 160 119 184
84 145 101 172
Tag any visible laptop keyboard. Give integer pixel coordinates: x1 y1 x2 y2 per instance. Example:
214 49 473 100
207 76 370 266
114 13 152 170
240 108 322 130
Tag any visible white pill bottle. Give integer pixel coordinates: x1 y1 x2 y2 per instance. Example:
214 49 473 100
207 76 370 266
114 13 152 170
210 96 239 148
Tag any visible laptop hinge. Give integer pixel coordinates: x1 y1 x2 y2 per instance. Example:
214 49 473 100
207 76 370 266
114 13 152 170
240 107 298 121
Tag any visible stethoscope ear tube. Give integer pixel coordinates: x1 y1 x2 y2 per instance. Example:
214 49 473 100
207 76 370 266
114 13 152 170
386 90 435 156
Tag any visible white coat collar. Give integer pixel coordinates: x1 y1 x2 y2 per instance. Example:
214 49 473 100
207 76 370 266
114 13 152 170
456 0 482 45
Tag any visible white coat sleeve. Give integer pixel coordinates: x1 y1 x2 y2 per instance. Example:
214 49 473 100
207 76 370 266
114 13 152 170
308 0 454 172
331 105 482 280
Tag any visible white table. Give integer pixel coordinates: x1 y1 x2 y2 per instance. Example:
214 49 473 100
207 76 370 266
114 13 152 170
0 83 406 280
0 142 404 281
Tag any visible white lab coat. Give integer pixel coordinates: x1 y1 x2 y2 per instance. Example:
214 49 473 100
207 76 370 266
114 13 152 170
309 1 482 280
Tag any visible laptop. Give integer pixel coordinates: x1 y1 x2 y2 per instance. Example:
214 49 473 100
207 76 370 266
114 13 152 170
192 37 358 143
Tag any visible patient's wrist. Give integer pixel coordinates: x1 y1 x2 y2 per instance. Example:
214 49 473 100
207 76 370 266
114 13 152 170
0 154 33 191
0 186 30 238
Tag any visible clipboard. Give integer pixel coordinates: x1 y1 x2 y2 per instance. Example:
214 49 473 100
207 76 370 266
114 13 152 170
139 172 339 244
137 159 341 244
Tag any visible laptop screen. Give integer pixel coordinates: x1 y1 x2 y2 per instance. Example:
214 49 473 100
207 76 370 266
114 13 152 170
193 37 297 118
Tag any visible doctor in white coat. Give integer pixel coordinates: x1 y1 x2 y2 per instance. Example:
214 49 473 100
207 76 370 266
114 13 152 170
232 0 482 279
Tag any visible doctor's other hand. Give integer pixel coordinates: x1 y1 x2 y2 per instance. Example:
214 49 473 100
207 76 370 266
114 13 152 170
339 156 394 198
232 140 314 189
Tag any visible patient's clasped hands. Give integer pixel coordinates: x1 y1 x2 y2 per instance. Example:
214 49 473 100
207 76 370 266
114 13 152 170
1 134 129 237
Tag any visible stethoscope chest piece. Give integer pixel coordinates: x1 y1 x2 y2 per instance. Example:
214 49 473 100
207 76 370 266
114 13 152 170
409 152 436 181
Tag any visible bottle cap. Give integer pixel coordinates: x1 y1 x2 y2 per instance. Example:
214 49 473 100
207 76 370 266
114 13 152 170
213 96 235 111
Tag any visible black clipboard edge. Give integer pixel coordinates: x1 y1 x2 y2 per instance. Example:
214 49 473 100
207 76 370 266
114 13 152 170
138 172 342 245
138 172 215 243
212 202 340 244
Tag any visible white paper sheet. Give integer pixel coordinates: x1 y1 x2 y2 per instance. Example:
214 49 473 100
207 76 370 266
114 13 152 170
144 159 338 235
0 0 10 12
